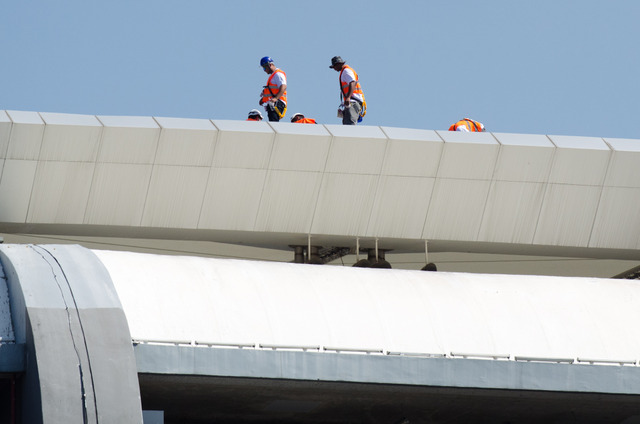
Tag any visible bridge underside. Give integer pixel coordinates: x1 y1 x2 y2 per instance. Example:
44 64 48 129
139 374 640 424
133 340 640 424
2 222 640 261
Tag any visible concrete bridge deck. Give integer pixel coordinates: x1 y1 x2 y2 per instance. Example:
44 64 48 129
1 110 639 259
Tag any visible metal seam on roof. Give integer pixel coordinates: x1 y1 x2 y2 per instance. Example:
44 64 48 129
195 125 221 230
586 148 614 248
252 125 278 231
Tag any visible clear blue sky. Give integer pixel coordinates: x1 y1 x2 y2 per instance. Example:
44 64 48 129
2 1 639 139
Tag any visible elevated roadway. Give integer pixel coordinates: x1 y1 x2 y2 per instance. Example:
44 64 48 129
2 245 640 423
1 110 639 260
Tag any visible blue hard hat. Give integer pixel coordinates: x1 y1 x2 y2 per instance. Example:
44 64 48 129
260 56 273 67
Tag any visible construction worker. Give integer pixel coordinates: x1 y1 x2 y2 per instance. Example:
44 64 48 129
290 113 316 124
449 118 486 132
259 56 287 122
329 56 366 125
246 109 263 121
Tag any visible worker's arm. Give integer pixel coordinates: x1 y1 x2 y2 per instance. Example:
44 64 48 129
343 81 356 106
271 84 287 103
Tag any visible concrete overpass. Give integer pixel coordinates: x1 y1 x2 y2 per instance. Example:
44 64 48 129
2 244 640 423
1 110 640 423
1 110 639 261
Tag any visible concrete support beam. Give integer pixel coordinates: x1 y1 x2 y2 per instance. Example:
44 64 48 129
0 244 142 423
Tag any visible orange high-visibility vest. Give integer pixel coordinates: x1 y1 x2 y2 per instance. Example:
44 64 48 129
293 118 316 124
339 65 364 102
449 118 484 132
261 69 287 105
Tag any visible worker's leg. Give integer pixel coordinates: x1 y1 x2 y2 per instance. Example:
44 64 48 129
266 107 280 122
266 101 286 122
342 101 361 125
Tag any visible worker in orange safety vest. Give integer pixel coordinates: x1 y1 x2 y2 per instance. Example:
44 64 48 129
290 113 317 124
259 56 287 122
449 118 486 132
329 56 366 125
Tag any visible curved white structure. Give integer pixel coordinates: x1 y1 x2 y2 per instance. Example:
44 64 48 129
95 249 640 363
3 244 640 423
1 110 640 259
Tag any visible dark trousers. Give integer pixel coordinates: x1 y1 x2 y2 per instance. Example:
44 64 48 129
267 108 280 122
266 100 286 122
342 100 362 125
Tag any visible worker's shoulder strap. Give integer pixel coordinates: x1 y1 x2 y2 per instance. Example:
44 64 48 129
265 69 284 96
339 65 357 99
463 118 481 132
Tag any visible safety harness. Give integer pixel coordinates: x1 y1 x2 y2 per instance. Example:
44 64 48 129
339 65 367 121
263 69 287 119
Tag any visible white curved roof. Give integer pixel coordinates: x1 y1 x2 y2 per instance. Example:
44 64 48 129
94 249 640 362
1 110 639 259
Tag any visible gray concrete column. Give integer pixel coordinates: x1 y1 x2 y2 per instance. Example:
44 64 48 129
0 244 143 423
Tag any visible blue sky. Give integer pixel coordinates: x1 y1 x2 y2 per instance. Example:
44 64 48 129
2 1 639 139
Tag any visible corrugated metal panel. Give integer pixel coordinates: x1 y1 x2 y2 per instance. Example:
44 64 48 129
0 111 12 159
365 176 435 239
154 117 217 167
0 159 38 223
5 110 45 160
96 115 160 164
96 250 640 361
141 165 210 228
534 184 602 247
603 138 640 188
478 181 546 243
379 127 443 177
39 112 102 162
198 167 266 230
27 161 94 224
311 173 378 236
254 170 323 233
84 163 153 226
547 135 611 186
324 125 387 174
589 187 640 249
211 120 274 169
423 178 492 241
492 133 554 183
435 130 499 180
268 122 331 172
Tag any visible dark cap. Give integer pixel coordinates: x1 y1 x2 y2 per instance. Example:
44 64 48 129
329 56 345 68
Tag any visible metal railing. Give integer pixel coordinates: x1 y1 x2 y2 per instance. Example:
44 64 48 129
132 339 640 367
